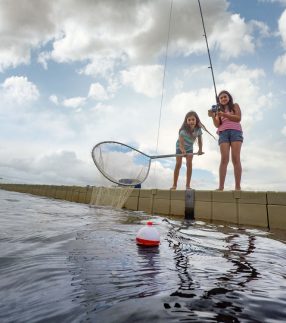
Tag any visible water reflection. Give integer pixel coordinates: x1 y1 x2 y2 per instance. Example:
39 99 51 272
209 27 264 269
164 219 263 322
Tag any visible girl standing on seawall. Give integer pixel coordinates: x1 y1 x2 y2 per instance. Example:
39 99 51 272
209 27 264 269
208 90 243 191
172 111 212 190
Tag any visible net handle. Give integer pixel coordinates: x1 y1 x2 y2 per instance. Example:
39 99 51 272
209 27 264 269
92 141 204 159
150 152 203 159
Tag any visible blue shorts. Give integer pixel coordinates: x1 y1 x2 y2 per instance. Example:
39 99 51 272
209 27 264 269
218 129 243 145
176 147 193 154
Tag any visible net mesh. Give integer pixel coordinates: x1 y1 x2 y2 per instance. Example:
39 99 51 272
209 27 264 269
92 142 151 186
90 186 134 209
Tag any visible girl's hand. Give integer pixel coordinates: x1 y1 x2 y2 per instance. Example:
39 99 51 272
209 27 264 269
218 111 226 118
180 147 186 155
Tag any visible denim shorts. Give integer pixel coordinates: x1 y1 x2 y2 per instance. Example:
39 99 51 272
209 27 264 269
176 147 193 154
218 129 243 145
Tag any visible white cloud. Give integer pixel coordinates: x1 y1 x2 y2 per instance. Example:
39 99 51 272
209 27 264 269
282 113 286 135
49 94 59 105
0 0 256 74
121 65 163 97
62 96 86 109
0 0 56 71
0 76 39 105
274 9 286 74
274 54 286 74
216 14 255 59
216 64 272 128
88 83 109 101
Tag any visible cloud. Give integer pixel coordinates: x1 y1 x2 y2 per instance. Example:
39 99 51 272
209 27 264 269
62 96 86 109
121 65 163 97
0 150 95 185
0 76 39 105
88 83 109 101
0 0 56 71
282 113 286 135
274 9 286 74
216 64 272 128
49 94 59 105
0 0 257 74
215 14 255 59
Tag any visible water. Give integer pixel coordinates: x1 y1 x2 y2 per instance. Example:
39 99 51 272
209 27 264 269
1 189 286 323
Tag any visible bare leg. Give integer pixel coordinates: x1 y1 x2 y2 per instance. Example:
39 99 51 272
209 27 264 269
231 141 242 190
172 156 182 189
186 155 193 188
219 143 230 190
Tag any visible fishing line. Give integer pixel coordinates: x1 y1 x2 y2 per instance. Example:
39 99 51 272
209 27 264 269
197 0 218 104
153 0 173 187
155 0 173 155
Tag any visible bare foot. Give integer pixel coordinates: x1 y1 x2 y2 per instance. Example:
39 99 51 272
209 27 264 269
170 186 177 190
215 188 224 191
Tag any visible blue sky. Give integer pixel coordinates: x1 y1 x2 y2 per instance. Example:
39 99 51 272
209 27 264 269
1 0 286 190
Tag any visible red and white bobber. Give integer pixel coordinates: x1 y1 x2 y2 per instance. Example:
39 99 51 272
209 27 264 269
136 221 160 247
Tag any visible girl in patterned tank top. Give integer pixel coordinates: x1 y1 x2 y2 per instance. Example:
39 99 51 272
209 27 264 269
208 90 243 191
172 111 214 190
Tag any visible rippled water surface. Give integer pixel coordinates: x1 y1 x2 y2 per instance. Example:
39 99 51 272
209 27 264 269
1 189 286 322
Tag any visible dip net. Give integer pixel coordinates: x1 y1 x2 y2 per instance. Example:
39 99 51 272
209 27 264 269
91 141 151 186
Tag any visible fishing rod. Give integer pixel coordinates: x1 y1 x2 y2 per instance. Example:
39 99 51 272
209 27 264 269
197 0 218 105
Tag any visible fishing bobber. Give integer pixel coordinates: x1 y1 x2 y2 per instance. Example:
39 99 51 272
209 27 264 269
136 221 160 247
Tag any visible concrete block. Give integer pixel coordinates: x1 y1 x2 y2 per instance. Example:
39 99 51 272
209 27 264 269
212 191 237 203
46 186 56 198
65 187 74 201
139 189 153 198
170 190 185 200
170 199 185 216
238 204 268 227
32 186 41 195
195 190 212 202
238 191 267 204
212 202 237 223
85 186 93 204
124 196 139 210
129 188 140 197
268 205 286 230
138 197 152 213
71 189 80 203
55 187 67 200
267 192 286 205
38 186 47 196
153 198 170 215
77 188 87 204
195 201 212 220
154 189 170 199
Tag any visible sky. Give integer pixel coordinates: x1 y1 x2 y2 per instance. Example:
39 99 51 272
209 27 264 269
1 0 286 191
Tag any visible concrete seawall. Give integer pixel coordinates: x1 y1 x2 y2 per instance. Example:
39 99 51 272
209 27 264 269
1 184 285 230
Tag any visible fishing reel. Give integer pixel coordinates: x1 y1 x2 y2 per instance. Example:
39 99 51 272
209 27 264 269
211 104 221 113
208 104 221 116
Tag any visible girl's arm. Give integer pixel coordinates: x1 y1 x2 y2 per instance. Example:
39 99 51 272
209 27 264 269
218 103 241 122
179 135 186 154
208 110 220 128
197 135 203 155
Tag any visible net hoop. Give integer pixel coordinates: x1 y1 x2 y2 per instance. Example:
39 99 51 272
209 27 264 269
91 141 151 186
